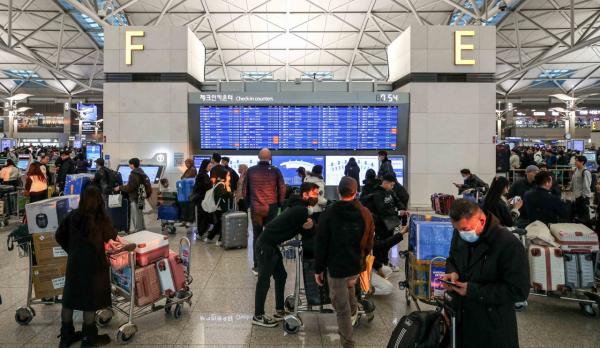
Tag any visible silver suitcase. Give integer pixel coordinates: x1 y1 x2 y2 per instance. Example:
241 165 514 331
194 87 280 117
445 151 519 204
221 210 248 250
564 253 595 289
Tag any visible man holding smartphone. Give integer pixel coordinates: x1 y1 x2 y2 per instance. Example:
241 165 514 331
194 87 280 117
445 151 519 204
442 199 530 348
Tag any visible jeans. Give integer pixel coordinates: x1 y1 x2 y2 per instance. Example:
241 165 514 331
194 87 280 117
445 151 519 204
254 242 287 316
130 202 145 232
251 204 278 268
328 273 358 348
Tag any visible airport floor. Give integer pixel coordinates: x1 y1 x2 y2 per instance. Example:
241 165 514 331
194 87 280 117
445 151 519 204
0 215 599 348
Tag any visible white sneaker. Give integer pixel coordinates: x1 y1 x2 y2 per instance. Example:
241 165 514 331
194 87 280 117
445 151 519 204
215 240 222 247
251 267 258 276
351 311 359 327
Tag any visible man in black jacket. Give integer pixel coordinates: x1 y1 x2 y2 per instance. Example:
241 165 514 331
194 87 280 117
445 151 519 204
56 151 75 193
453 168 489 195
442 199 530 348
523 171 568 224
315 177 371 348
252 182 319 328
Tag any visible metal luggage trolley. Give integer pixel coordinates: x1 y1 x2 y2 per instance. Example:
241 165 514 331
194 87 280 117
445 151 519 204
511 228 600 317
399 251 447 311
280 236 375 335
0 184 16 226
13 238 62 325
156 191 179 234
95 237 194 343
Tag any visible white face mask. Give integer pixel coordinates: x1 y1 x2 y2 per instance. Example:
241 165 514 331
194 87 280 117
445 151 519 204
459 230 479 243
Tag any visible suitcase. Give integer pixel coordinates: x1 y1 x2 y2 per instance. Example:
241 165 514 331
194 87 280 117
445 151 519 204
549 223 599 252
179 201 195 223
409 214 452 252
168 251 187 291
134 263 161 306
176 179 195 202
108 198 129 232
430 193 454 215
123 231 170 266
156 258 176 296
221 210 248 250
564 252 596 290
302 259 331 306
157 204 179 221
528 245 566 292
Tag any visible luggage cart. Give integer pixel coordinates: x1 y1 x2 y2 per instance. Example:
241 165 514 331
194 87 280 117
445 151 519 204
280 237 375 335
399 251 447 311
0 184 15 226
95 237 194 343
13 238 62 325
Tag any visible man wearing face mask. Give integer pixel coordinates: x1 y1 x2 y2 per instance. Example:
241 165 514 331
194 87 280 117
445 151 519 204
442 199 530 348
453 168 489 195
252 182 320 328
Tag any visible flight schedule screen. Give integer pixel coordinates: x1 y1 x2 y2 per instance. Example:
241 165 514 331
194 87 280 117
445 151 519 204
199 105 397 150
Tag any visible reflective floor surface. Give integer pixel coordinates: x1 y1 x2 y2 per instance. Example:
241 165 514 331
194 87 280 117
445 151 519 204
0 215 598 347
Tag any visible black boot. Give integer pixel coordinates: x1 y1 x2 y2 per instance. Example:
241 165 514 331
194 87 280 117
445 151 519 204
81 323 111 347
57 321 82 348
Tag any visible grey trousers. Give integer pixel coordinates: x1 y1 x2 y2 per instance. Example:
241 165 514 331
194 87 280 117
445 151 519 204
328 273 359 348
130 202 146 232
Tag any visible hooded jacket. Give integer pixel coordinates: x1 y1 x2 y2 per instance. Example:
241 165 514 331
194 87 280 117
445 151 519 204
446 214 530 348
315 200 367 278
122 167 148 203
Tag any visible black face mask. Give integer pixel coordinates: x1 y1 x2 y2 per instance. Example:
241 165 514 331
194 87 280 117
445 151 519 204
306 197 318 207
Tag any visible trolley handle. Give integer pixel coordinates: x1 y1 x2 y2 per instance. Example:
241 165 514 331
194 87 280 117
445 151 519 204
281 239 302 248
106 243 137 256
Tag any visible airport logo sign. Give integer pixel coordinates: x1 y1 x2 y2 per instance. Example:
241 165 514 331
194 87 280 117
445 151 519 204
455 30 476 66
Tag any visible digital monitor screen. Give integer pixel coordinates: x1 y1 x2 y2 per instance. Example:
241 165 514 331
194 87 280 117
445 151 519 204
73 140 82 149
198 105 398 150
117 165 163 184
221 155 261 174
584 151 596 162
193 155 211 169
1 139 12 151
86 144 102 170
573 140 585 153
77 103 98 122
325 156 380 186
17 159 29 171
389 155 406 186
272 156 325 186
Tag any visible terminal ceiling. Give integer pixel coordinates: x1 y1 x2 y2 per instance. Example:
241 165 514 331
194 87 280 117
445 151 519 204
0 0 599 100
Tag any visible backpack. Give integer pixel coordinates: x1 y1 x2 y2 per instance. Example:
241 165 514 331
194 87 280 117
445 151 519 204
201 182 224 213
135 172 153 208
99 167 122 195
386 310 445 348
359 193 376 213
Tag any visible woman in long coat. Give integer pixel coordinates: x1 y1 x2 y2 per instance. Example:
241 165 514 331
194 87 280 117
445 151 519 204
56 185 117 347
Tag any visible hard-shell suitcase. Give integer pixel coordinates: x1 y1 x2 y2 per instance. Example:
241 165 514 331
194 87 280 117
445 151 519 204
156 258 176 296
168 251 186 291
134 263 161 306
528 245 565 292
123 231 170 266
564 252 596 290
176 179 195 202
430 194 454 215
221 210 248 250
549 223 599 252
179 201 195 222
108 198 129 232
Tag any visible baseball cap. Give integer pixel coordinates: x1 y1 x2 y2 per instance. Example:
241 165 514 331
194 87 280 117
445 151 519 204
526 165 539 173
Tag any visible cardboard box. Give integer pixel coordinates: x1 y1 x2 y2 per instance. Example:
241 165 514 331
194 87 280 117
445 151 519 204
25 195 79 234
32 232 67 265
32 260 67 299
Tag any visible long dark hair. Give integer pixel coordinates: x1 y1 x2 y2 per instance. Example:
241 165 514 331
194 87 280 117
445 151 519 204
199 159 210 172
482 176 509 212
79 185 113 236
27 162 46 182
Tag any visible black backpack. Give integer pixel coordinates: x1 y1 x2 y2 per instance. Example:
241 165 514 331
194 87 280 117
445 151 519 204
387 310 445 348
359 193 376 213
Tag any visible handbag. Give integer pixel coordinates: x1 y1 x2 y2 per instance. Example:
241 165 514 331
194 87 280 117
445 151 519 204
359 254 375 293
108 193 122 208
104 236 130 270
382 215 402 232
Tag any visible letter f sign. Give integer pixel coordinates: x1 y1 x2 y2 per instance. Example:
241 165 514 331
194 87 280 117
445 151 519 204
125 31 145 65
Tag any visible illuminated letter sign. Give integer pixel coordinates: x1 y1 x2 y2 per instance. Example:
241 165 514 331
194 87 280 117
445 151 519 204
455 30 475 65
125 31 145 65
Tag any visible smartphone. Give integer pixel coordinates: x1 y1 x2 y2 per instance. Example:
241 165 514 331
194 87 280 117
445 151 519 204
439 279 457 287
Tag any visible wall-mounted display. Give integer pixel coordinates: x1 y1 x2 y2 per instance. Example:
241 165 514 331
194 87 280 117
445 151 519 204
272 155 325 186
325 156 379 186
198 105 398 150
117 164 164 184
86 144 102 170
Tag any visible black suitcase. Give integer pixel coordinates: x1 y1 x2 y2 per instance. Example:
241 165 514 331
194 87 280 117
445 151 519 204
302 259 331 306
108 198 129 232
179 201 195 223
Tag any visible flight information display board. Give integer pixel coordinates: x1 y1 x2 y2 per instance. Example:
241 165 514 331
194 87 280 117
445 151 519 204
198 105 398 150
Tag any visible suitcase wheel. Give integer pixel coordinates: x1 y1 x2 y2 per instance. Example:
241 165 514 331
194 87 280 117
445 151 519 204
173 304 183 319
117 323 137 343
283 315 302 334
284 294 300 312
14 306 34 325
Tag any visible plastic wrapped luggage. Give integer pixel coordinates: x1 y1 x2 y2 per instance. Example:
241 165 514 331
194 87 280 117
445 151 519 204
64 174 93 195
411 221 454 261
108 198 129 232
430 194 454 215
564 252 596 290
157 204 179 221
528 245 566 292
156 258 175 296
549 223 599 252
221 210 248 250
408 214 452 252
133 263 161 306
123 231 170 266
168 251 186 291
302 259 331 306
176 179 195 202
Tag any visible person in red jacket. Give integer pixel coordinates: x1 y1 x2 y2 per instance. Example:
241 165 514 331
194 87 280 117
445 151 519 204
245 148 286 274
